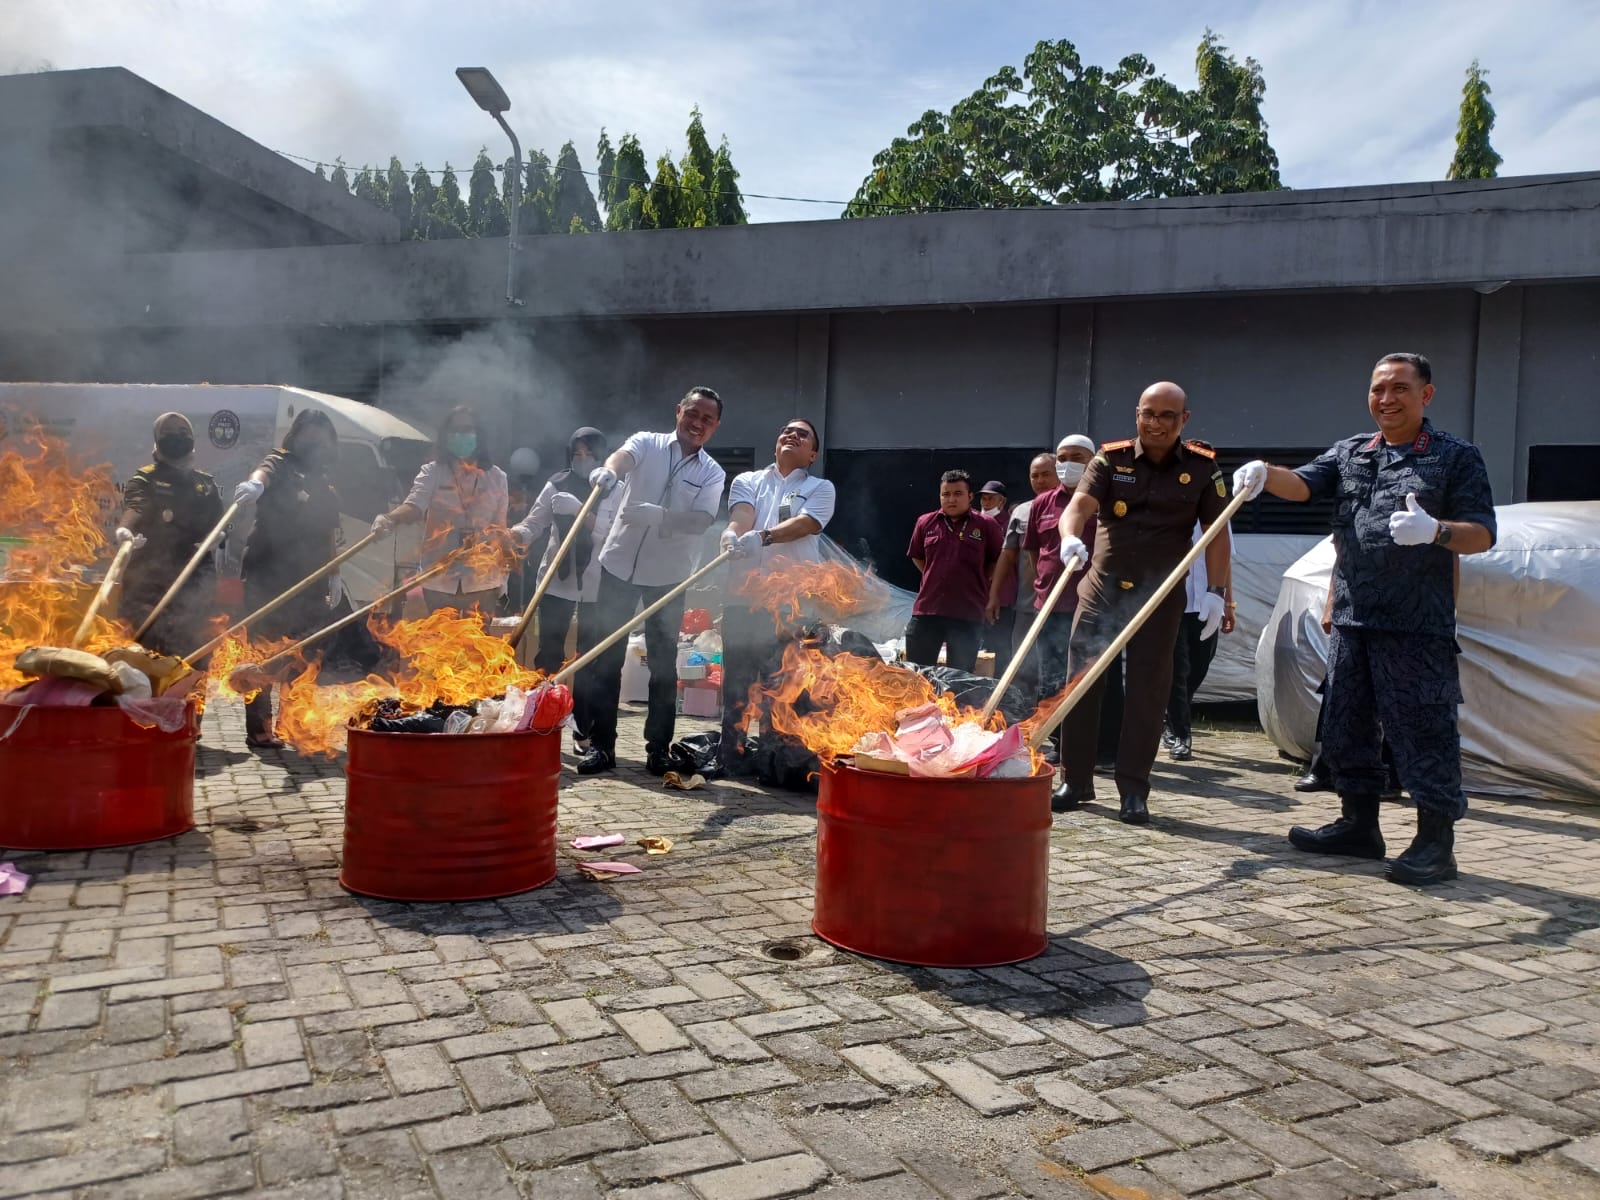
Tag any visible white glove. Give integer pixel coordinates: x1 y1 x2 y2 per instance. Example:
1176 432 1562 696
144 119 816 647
1196 591 1226 641
631 502 665 528
370 513 394 539
1058 533 1089 571
551 492 582 517
327 572 345 609
509 523 533 549
588 467 618 493
719 527 739 554
233 479 264 506
1389 492 1440 547
1233 460 1267 502
114 527 147 550
727 530 763 559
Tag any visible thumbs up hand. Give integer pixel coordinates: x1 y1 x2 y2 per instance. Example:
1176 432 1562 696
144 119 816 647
1388 492 1441 546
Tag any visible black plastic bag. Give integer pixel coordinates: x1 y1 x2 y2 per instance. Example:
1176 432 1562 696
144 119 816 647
368 698 474 734
904 664 1036 727
667 731 724 779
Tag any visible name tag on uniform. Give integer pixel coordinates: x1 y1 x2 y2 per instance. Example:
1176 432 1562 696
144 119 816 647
1112 472 1136 484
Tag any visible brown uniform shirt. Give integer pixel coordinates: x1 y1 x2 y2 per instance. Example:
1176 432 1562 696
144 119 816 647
1078 437 1228 595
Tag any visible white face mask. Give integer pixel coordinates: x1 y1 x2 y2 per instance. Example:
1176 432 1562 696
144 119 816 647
1057 460 1085 487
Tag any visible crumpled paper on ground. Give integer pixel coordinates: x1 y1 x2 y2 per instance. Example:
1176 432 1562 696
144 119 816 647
662 771 705 791
0 862 31 896
637 837 673 855
576 861 642 880
570 833 626 850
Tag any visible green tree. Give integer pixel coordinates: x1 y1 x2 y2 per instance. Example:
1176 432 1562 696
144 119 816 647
330 158 351 193
683 107 718 195
641 154 681 229
352 164 388 208
314 164 327 182
410 164 439 238
385 157 412 235
845 34 1283 216
1447 60 1502 180
1186 30 1281 193
551 141 602 234
432 163 468 237
595 128 617 211
710 137 747 225
678 161 710 228
468 149 508 236
606 134 651 230
518 149 555 235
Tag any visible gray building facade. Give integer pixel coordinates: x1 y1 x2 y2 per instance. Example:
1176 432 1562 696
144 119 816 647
2 68 1596 588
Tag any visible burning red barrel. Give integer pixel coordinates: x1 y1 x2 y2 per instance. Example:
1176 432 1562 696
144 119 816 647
813 762 1053 967
0 701 198 850
341 726 560 901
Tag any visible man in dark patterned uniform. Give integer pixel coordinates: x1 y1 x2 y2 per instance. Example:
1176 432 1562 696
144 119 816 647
1056 382 1232 824
1234 353 1496 886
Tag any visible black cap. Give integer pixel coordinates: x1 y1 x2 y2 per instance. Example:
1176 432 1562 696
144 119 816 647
978 480 1007 497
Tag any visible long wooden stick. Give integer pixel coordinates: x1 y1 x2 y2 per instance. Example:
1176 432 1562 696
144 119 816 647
246 559 454 676
183 532 378 662
1026 489 1250 751
71 539 137 649
131 501 239 641
979 557 1084 722
509 487 603 651
553 550 733 686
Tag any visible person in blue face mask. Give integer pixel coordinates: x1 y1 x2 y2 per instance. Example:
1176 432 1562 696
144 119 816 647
371 404 511 617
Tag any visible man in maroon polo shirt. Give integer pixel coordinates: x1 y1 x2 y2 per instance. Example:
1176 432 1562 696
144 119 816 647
905 469 1004 672
1025 435 1097 810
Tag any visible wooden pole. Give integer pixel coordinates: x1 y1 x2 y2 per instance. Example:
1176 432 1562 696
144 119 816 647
552 550 733 687
1026 489 1249 751
508 487 603 651
243 559 453 679
979 558 1085 722
131 501 239 642
183 532 378 663
71 539 137 649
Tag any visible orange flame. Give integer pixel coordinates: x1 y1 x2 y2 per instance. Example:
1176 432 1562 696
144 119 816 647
744 639 1005 765
0 426 127 692
736 559 876 634
272 606 546 755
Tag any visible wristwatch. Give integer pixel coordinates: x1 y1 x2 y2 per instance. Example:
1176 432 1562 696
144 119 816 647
760 529 774 547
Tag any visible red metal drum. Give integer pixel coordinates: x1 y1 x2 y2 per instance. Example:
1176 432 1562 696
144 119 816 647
0 701 198 850
341 727 560 901
813 762 1053 967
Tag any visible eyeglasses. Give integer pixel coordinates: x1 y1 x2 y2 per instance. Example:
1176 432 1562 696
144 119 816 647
1135 409 1185 426
778 425 815 442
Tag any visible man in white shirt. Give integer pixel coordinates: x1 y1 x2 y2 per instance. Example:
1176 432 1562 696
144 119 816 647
718 419 837 772
578 387 727 776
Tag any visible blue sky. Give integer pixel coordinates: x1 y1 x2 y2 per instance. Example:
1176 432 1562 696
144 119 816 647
6 0 1598 222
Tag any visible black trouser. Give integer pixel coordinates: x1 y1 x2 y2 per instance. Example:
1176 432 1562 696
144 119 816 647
582 568 685 757
537 595 602 739
1097 650 1124 762
1060 587 1186 800
1008 608 1041 701
905 614 981 673
981 608 1018 679
1033 610 1076 756
1323 627 1464 818
1308 679 1396 782
720 604 776 766
1165 612 1219 742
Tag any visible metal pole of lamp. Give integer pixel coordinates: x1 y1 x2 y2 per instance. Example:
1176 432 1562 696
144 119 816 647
455 67 524 307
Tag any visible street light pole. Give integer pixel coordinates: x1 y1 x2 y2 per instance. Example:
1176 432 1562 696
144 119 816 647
455 67 524 307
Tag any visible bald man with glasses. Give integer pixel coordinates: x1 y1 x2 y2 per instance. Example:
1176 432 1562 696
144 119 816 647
1053 382 1233 824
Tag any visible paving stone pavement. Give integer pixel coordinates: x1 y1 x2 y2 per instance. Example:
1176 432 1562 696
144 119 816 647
4 702 1600 1199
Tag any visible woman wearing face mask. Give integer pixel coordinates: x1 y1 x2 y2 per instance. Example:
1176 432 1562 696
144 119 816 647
115 412 225 658
369 405 511 618
231 408 343 750
509 428 616 746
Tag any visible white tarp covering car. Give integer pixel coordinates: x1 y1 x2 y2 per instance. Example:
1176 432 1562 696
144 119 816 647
1257 502 1600 805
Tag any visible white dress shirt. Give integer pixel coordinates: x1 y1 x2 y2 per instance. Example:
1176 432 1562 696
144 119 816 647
598 431 726 587
726 464 837 592
401 459 510 594
512 482 620 604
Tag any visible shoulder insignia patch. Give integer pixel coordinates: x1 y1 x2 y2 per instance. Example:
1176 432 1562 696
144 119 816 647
1101 439 1134 451
1362 432 1383 451
1183 441 1216 459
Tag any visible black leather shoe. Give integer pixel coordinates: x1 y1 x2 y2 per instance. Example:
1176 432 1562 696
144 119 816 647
1288 794 1385 859
1119 792 1149 825
1160 728 1179 752
575 748 615 776
1387 811 1458 886
1051 782 1086 813
1293 761 1333 793
645 748 670 777
1169 738 1192 762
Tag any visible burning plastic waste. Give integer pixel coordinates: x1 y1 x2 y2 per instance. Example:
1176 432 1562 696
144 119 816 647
736 558 884 634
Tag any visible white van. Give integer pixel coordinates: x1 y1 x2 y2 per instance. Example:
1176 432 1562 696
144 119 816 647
0 383 434 605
